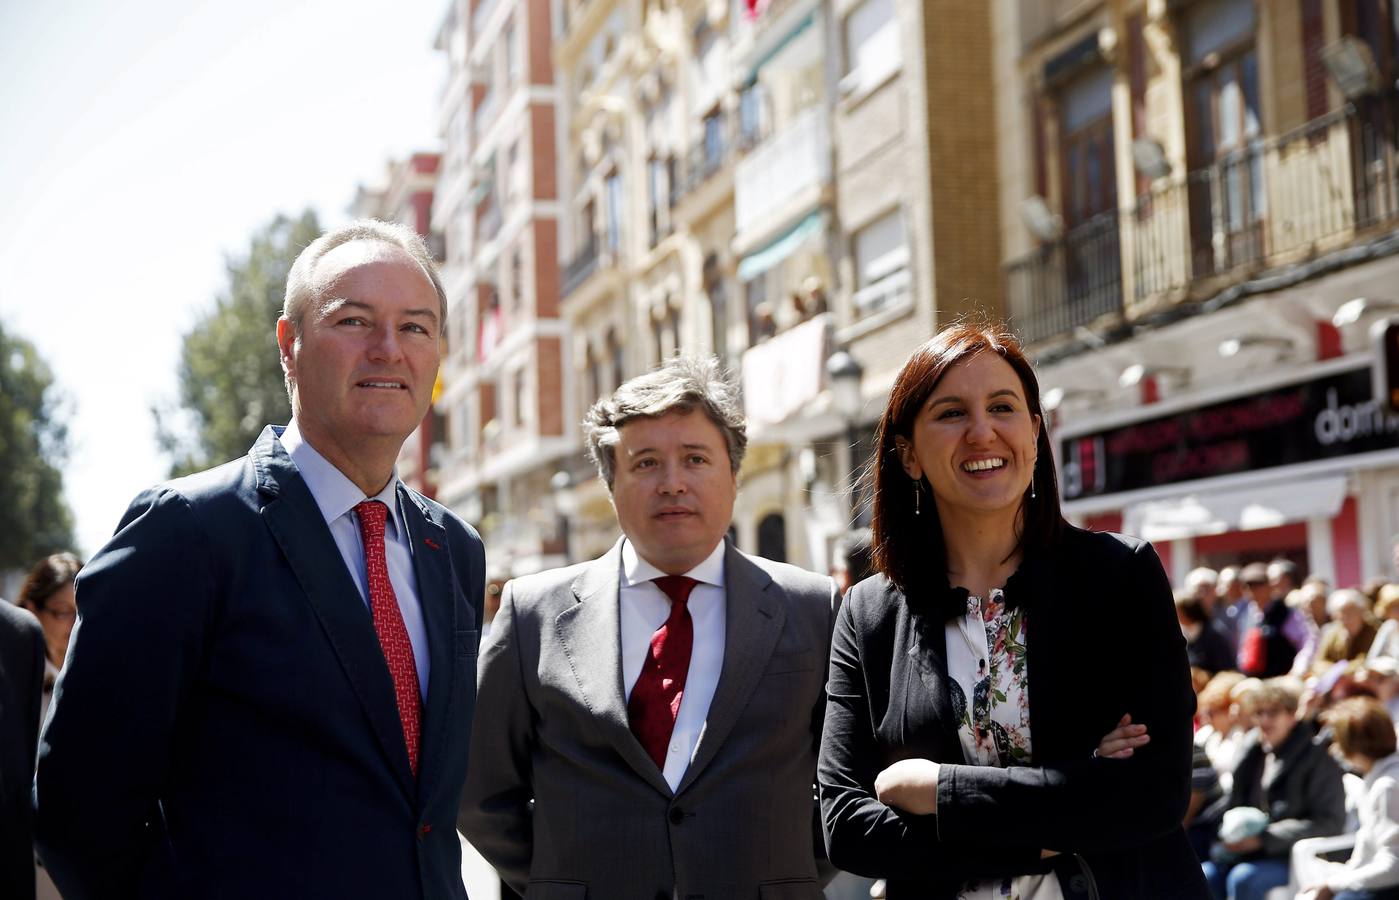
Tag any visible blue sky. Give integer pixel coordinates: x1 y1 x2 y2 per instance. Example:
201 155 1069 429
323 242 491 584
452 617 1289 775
0 0 445 555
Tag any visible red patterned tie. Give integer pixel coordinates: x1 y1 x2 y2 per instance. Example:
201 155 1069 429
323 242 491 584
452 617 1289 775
627 575 698 769
354 500 422 776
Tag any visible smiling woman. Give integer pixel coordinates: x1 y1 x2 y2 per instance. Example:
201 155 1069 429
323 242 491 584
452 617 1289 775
818 322 1207 899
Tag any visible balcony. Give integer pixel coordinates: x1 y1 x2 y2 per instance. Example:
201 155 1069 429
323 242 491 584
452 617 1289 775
735 106 831 238
1006 102 1399 345
1132 104 1399 301
1007 211 1122 346
562 238 599 297
679 113 734 198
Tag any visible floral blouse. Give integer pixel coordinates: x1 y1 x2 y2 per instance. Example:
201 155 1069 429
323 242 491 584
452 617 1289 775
944 588 1063 900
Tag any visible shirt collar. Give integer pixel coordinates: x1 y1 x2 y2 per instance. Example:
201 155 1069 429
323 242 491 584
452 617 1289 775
280 419 407 538
621 537 727 589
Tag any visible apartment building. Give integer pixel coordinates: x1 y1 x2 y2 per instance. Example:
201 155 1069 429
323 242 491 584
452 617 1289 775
994 0 1399 585
550 0 1003 574
352 152 445 499
434 0 570 583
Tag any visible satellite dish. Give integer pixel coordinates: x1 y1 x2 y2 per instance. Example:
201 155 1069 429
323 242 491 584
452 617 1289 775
1131 137 1171 180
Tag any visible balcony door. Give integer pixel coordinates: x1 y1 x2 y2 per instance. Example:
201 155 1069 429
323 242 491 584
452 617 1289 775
1058 66 1120 315
1183 0 1264 276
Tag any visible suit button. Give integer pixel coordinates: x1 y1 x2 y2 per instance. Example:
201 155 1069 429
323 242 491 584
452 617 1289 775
669 807 684 825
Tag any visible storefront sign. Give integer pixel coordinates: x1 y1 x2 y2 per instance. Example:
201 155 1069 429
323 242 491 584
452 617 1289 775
1061 365 1399 500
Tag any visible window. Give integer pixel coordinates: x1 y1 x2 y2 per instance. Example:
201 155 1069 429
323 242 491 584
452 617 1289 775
738 81 764 148
604 170 623 253
512 368 527 429
842 0 901 97
704 254 728 362
504 20 521 85
745 273 771 346
1059 67 1116 229
648 156 666 245
852 209 910 314
1183 0 1263 274
607 327 624 391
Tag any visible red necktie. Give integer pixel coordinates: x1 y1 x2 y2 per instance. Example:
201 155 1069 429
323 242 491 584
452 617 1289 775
627 575 698 769
355 500 422 776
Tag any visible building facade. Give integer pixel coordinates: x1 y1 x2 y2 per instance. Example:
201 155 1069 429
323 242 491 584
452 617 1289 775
549 0 1004 576
993 0 1399 586
435 0 570 586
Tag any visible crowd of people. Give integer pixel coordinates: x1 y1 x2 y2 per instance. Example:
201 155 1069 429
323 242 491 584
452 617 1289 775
1176 559 1399 900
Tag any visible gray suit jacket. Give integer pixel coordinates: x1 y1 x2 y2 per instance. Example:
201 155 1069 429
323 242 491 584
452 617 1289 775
460 538 836 900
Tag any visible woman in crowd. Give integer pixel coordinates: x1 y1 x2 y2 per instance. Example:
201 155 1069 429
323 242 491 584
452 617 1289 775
1367 585 1399 662
818 323 1205 898
1299 697 1399 900
18 552 82 719
1204 677 1346 900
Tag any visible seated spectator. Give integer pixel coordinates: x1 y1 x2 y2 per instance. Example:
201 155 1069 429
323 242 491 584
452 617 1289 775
1295 582 1335 676
1367 585 1399 663
1182 589 1239 675
1203 677 1347 900
1297 697 1399 900
1197 671 1250 792
1317 590 1381 671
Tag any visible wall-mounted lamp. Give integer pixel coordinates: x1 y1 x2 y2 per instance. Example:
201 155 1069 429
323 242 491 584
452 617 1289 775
1333 297 1399 327
1218 336 1295 359
1321 36 1381 100
1042 386 1106 413
1020 196 1063 242
1119 363 1189 388
1131 138 1171 180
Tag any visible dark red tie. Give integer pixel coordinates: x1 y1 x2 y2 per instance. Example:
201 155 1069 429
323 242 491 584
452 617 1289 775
355 500 422 776
628 575 698 769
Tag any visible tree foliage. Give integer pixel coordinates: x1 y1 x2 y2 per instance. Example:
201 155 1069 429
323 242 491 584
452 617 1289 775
155 210 321 476
0 320 76 570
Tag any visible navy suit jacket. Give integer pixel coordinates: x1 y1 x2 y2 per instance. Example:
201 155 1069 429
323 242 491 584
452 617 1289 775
33 426 485 900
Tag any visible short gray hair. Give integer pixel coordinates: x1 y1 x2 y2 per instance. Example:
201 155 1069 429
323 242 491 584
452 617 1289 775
280 219 447 403
282 218 447 334
584 355 747 489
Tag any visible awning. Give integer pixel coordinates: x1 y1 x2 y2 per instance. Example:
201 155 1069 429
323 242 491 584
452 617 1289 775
1121 474 1348 542
737 211 824 282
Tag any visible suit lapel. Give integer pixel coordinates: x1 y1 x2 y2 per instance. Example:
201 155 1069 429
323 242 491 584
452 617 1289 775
399 485 454 803
252 427 416 801
555 542 672 796
677 543 784 794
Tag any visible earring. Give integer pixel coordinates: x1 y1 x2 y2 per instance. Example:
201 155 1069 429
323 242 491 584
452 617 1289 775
1029 460 1037 500
913 480 921 516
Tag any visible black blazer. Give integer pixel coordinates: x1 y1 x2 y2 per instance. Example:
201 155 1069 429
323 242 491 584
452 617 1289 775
0 602 44 900
819 527 1208 899
33 427 485 900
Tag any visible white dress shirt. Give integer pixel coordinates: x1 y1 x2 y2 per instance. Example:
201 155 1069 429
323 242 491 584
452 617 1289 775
279 421 429 697
620 538 727 791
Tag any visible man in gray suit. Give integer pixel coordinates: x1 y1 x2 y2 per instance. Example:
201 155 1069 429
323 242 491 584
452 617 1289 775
460 356 836 900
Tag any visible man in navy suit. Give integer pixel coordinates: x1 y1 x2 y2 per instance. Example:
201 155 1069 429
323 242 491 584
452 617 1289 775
33 220 485 900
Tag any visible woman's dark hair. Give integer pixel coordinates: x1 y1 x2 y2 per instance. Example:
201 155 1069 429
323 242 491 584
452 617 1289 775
19 552 83 613
868 322 1064 597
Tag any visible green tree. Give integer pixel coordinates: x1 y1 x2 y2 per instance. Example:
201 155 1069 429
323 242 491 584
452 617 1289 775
0 320 76 570
155 210 321 476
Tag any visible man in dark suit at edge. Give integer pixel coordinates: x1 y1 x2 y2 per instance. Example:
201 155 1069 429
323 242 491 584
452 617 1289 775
34 220 485 900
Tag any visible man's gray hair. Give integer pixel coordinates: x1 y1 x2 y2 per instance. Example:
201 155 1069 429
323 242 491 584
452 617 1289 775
282 218 447 334
584 355 747 489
